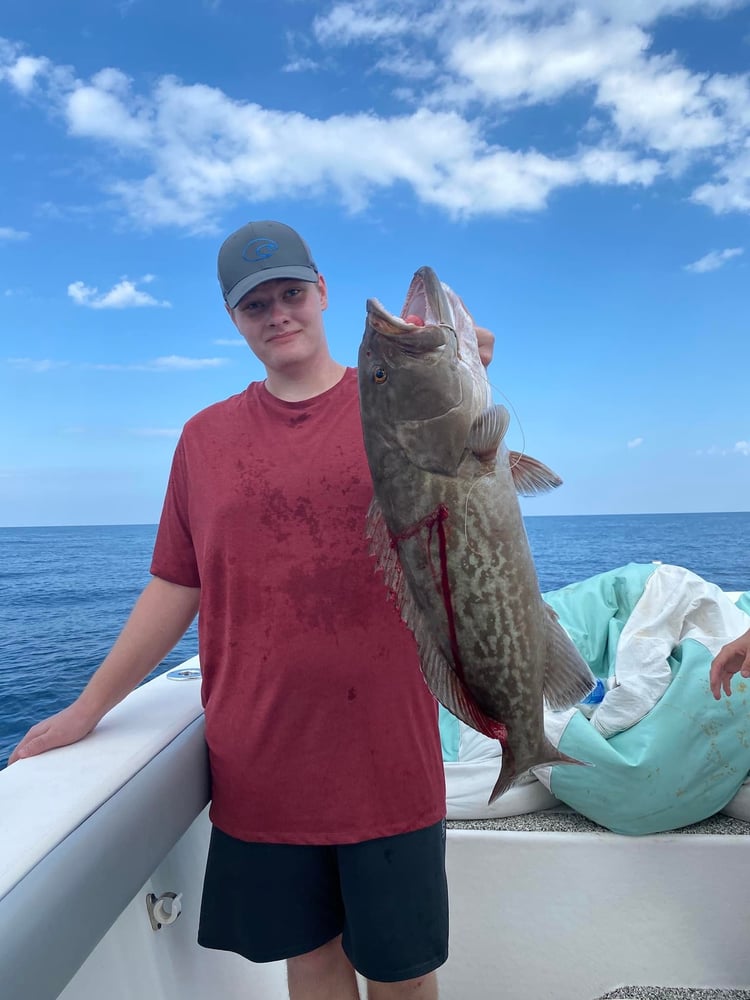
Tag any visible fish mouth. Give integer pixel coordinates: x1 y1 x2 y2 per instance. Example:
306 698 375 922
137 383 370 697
366 299 420 336
401 266 454 329
366 266 456 339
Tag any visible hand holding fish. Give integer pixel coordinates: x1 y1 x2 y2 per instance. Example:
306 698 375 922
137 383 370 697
456 293 494 368
475 326 494 367
710 627 750 699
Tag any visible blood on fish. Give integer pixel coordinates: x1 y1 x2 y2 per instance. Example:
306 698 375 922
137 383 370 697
392 504 509 746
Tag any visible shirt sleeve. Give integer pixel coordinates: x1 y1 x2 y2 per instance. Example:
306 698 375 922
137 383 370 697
150 435 201 588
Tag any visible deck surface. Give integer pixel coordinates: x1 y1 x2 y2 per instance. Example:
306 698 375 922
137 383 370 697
596 991 750 999
448 806 750 835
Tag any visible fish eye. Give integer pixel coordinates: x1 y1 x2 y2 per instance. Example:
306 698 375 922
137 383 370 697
373 367 388 384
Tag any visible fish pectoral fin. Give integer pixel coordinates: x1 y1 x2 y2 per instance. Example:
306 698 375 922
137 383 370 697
467 404 510 462
542 604 598 710
508 453 562 496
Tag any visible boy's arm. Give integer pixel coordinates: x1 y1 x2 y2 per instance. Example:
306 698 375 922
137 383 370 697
9 576 200 763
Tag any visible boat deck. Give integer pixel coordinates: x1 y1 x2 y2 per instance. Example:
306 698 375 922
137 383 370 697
597 991 750 999
449 806 750 835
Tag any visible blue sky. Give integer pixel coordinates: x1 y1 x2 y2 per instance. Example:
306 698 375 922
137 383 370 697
1 0 749 526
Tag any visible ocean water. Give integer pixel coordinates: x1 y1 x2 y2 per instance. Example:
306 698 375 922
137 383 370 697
1 512 748 767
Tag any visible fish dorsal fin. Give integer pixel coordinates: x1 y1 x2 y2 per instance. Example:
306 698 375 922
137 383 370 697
542 603 597 709
508 453 562 496
364 495 507 742
467 404 510 462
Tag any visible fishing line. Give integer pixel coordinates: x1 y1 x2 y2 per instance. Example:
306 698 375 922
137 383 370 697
487 377 528 474
462 378 528 550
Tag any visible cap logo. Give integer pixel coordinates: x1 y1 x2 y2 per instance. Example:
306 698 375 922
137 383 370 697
242 238 279 262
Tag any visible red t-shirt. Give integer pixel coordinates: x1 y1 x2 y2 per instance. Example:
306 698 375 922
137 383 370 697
151 369 445 844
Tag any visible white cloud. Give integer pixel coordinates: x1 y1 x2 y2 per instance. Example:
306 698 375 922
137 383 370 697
150 355 226 370
447 10 648 107
86 356 228 371
0 226 29 241
627 437 644 448
375 53 437 81
67 278 171 309
0 38 74 96
60 423 181 437
692 146 750 213
313 0 748 34
313 4 416 43
283 58 320 74
7 357 70 372
109 101 659 224
6 355 227 374
697 440 750 455
313 3 750 211
66 69 152 149
1 51 50 94
684 247 744 272
2 2 750 226
597 61 729 156
130 427 181 437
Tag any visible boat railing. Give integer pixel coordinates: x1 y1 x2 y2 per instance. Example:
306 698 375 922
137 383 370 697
0 660 208 999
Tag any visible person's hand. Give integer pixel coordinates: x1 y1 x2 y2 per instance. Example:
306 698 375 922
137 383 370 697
8 703 98 764
709 627 750 699
475 326 494 368
455 293 495 367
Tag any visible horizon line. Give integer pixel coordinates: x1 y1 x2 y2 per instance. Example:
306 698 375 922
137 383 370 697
2 510 749 530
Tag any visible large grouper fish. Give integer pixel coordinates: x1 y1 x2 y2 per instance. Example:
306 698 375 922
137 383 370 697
358 266 595 802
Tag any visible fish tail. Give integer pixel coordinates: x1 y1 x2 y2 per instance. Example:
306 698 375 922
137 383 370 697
488 767 515 804
487 737 591 805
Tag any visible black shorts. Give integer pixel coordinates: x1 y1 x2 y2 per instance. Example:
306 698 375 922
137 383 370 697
198 819 449 983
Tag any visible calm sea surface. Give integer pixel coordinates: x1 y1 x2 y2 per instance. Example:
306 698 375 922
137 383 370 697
1 512 748 767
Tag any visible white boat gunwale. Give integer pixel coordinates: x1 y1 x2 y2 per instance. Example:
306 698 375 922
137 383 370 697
0 716 209 999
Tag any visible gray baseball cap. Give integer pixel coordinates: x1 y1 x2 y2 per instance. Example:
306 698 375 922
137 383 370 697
218 220 319 308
